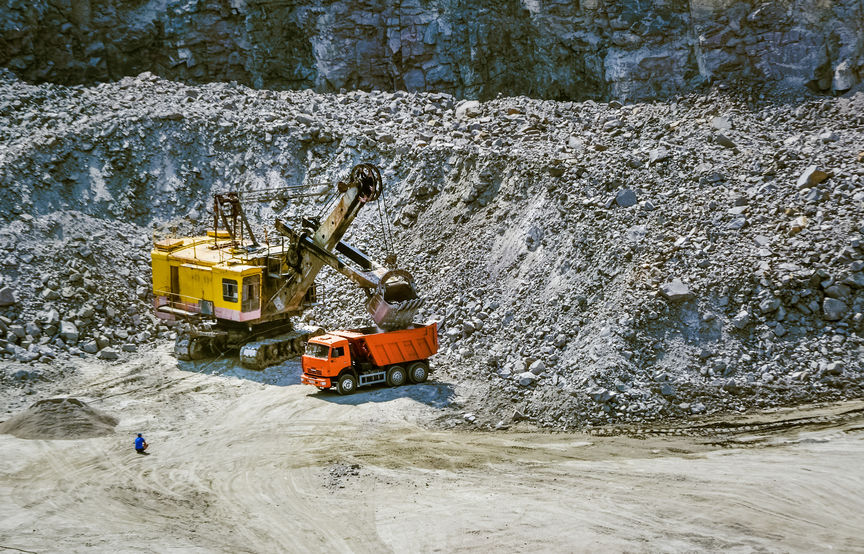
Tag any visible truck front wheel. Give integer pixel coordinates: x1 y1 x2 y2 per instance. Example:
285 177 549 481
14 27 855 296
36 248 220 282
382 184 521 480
337 374 357 395
387 365 407 387
408 362 428 384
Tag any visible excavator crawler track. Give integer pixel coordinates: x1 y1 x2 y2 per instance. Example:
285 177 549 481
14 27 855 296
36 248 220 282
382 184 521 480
174 334 211 361
239 327 325 370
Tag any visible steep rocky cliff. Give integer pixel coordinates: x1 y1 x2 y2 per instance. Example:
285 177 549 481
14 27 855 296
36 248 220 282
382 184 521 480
2 0 862 101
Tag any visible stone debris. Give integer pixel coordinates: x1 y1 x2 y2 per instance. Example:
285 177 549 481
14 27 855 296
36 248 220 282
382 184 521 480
0 70 863 431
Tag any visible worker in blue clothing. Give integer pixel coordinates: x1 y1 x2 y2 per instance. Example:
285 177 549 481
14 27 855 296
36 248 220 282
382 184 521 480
134 433 149 455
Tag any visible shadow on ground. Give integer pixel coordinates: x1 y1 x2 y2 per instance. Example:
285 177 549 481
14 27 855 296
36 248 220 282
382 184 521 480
177 356 304 387
310 380 455 408
176 357 456 408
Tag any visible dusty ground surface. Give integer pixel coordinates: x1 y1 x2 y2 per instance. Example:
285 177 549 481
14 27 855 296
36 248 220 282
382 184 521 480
2 350 863 552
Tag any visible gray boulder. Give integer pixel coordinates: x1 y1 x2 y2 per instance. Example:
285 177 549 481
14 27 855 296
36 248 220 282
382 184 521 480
797 165 830 188
833 60 857 91
615 188 638 208
648 147 670 164
0 286 17 306
759 296 781 313
824 284 852 301
823 298 848 321
731 310 751 329
842 273 864 288
97 348 120 360
25 321 41 337
461 320 475 335
660 279 694 302
824 361 844 376
715 133 736 149
517 371 538 386
528 360 546 375
41 308 60 326
81 340 99 354
590 388 616 403
59 320 79 343
455 100 480 119
710 116 732 130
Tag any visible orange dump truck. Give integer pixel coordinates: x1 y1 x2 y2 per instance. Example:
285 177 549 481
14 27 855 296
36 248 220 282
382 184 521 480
301 322 438 395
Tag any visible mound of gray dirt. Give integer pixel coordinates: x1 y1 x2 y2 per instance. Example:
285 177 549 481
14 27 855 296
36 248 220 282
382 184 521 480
0 70 862 430
0 397 118 439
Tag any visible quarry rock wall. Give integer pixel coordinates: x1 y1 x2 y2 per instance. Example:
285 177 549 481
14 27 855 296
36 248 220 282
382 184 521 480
2 0 862 100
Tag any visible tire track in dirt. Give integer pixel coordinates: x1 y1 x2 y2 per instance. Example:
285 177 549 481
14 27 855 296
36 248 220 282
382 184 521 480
2 351 864 552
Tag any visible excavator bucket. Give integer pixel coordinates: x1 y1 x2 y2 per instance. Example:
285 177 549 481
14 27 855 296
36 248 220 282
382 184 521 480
366 269 424 330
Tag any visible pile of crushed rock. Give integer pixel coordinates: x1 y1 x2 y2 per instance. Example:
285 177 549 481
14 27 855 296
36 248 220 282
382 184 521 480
0 71 862 429
0 397 117 439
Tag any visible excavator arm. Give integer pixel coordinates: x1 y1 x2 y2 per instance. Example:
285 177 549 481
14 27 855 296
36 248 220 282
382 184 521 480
271 164 422 330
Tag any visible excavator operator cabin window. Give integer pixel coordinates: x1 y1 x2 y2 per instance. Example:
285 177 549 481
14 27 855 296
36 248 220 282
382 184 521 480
222 279 238 303
332 347 345 358
241 275 260 312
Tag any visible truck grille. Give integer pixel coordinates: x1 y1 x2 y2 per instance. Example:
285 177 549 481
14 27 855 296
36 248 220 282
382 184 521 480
306 368 321 376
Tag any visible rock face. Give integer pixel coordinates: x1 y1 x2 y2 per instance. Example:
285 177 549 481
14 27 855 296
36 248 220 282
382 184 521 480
1 0 862 100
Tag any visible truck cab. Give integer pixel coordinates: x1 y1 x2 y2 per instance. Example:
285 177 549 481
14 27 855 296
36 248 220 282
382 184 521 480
301 335 353 390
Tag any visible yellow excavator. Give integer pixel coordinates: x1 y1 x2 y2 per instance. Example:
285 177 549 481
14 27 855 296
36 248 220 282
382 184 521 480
150 163 424 369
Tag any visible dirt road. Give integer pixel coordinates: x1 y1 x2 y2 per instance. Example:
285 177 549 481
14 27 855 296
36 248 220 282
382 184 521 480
2 346 863 552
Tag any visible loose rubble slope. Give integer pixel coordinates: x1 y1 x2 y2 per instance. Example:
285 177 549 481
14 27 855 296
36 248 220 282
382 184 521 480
1 71 863 429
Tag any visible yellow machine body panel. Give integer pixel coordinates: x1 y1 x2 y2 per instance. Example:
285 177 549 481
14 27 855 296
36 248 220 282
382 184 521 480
151 237 263 322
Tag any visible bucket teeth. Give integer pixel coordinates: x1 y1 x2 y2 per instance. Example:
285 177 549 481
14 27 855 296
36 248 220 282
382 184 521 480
368 294 425 330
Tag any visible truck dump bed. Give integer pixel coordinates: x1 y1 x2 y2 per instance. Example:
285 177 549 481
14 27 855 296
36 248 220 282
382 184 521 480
334 322 438 367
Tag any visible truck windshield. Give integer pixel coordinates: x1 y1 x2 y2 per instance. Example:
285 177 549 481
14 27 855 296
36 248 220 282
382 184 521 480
305 342 329 359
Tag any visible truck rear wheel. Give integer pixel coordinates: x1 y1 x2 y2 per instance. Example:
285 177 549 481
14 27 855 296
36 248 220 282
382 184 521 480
386 365 407 387
408 362 428 384
337 374 357 395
